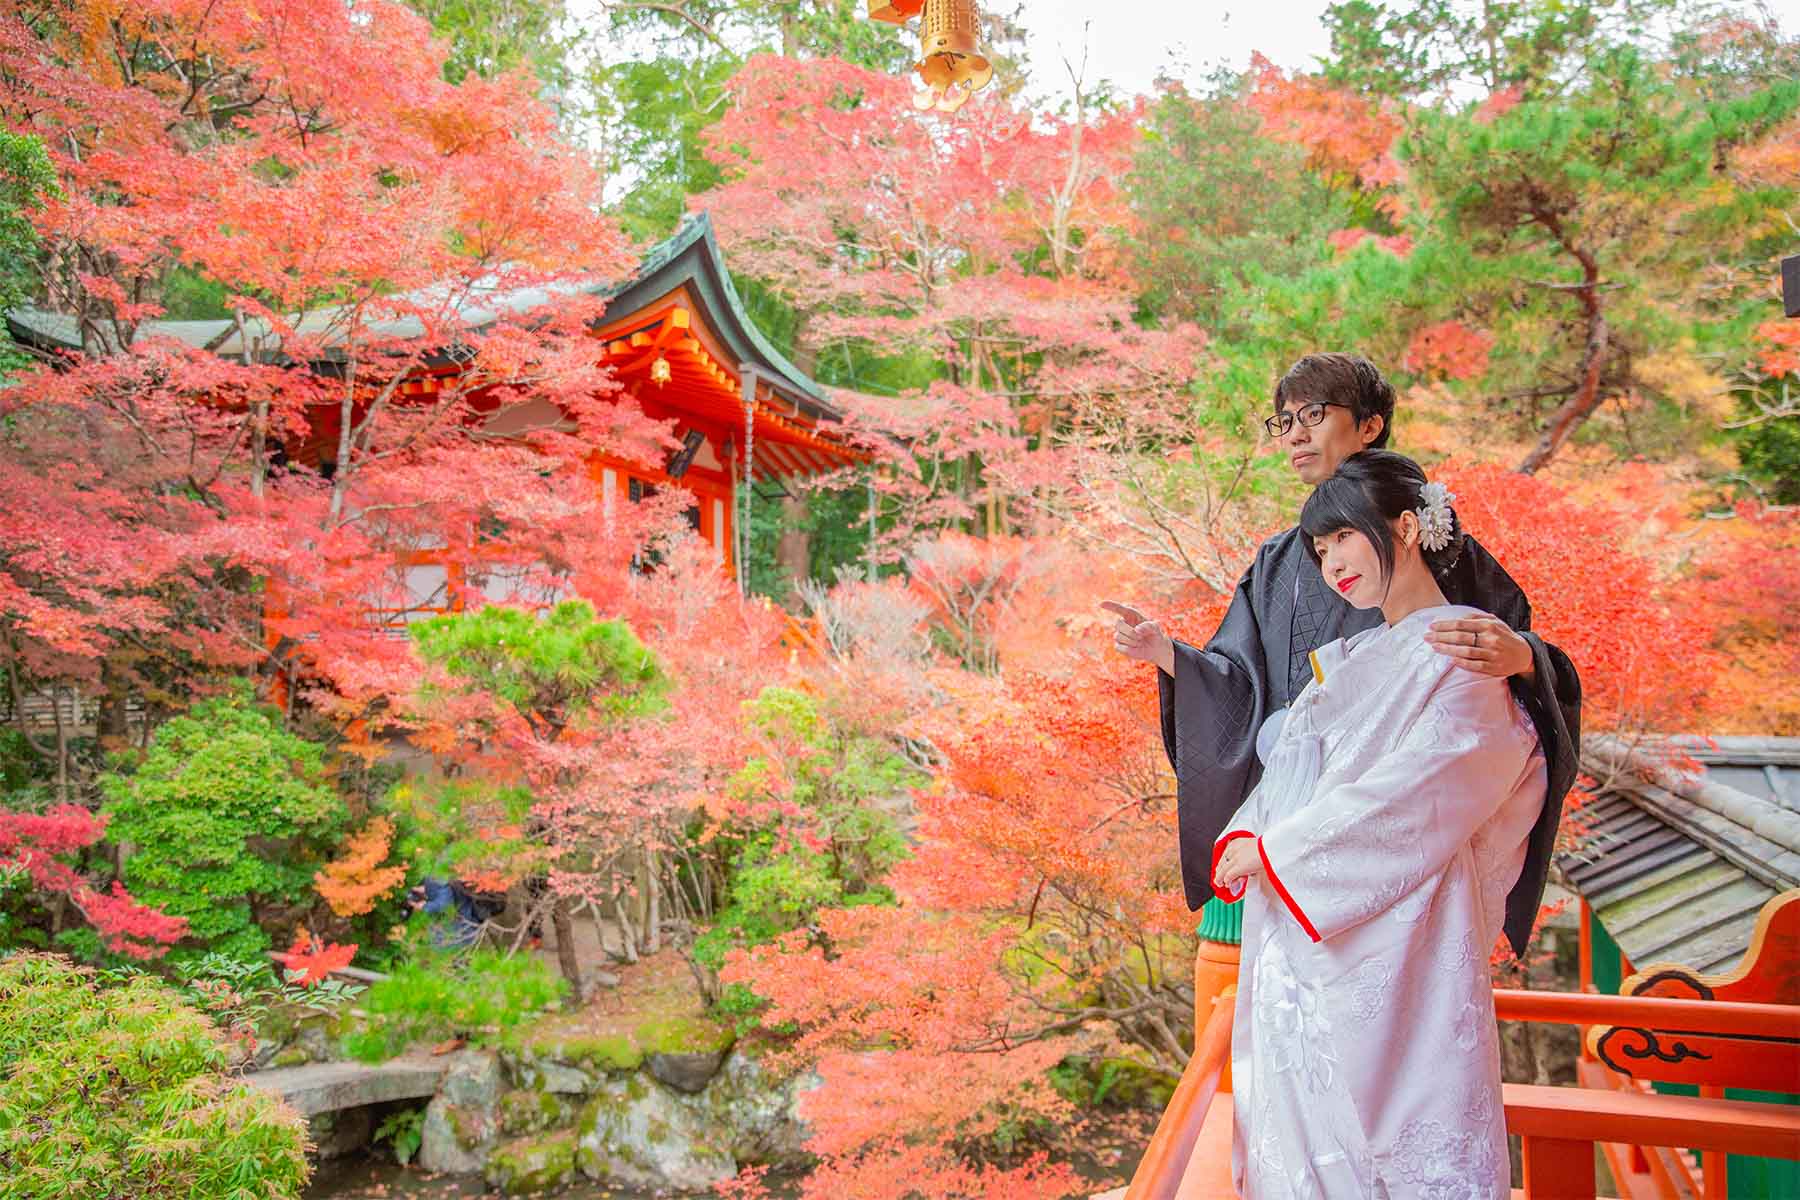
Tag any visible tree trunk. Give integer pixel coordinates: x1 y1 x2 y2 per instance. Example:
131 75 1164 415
96 656 129 750
774 494 810 597
648 845 662 957
1519 310 1609 474
51 684 70 806
550 895 582 1006
1519 216 1610 475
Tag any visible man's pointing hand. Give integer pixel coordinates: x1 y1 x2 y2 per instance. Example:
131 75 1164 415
1101 601 1176 676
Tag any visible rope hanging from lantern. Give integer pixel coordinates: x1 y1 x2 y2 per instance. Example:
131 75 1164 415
739 365 757 597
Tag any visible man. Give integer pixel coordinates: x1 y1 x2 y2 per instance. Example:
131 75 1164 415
1105 353 1580 957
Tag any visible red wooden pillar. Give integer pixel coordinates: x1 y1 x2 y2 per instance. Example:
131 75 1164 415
1700 1084 1728 1198
1522 1136 1597 1199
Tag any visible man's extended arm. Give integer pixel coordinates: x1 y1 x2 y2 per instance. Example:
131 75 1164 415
1105 552 1274 911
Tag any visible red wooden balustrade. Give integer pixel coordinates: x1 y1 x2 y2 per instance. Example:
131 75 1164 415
1122 993 1235 1200
1120 987 1800 1199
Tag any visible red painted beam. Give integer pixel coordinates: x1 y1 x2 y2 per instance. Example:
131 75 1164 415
1505 1082 1800 1160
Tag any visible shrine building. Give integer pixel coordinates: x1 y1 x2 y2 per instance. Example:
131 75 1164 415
5 211 862 605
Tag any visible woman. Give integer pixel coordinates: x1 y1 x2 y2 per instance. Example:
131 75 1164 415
1210 450 1547 1199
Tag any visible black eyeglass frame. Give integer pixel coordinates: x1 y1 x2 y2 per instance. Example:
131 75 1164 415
1264 400 1351 439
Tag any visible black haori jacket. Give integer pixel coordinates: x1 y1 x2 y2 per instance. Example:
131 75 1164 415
1157 527 1581 958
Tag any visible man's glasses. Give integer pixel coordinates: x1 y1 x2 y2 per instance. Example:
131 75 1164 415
1264 400 1349 439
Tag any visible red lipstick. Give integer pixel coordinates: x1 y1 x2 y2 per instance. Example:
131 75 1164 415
1336 575 1360 595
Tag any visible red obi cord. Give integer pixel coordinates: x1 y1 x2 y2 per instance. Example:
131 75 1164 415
1257 839 1322 943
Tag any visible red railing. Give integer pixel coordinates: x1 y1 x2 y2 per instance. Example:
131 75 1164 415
1120 987 1800 1200
1122 993 1235 1200
1495 986 1800 1200
1492 988 1798 1040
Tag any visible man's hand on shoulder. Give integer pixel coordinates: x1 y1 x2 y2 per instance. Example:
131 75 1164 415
1101 601 1176 677
1425 614 1536 684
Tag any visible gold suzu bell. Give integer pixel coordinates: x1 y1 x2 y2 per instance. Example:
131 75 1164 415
649 355 671 387
868 0 992 114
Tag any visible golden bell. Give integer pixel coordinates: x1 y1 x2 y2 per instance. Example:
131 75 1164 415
649 355 671 387
913 0 991 113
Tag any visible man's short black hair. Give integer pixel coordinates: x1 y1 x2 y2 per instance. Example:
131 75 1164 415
1273 353 1395 449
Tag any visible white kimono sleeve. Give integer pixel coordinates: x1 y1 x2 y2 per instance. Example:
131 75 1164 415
1253 668 1539 944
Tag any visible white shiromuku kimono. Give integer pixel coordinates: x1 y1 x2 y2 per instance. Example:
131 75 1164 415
1212 604 1548 1200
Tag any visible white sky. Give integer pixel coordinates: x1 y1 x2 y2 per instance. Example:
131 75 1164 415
1017 0 1335 105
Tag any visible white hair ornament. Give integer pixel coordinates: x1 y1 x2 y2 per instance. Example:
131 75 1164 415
1416 480 1457 553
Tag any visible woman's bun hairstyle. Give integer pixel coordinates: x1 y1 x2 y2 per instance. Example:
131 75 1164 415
1300 450 1464 583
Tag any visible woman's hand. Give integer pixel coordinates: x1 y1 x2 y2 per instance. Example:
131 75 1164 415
1101 601 1176 676
1214 837 1263 891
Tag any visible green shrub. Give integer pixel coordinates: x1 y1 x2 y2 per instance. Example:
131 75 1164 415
693 687 914 1004
100 690 346 961
0 952 309 1200
342 948 566 1063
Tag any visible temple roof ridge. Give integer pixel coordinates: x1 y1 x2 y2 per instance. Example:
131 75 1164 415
3 210 843 425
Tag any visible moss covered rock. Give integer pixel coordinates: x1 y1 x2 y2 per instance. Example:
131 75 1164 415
636 1016 735 1094
696 1052 819 1168
574 1074 735 1190
485 1132 577 1195
498 1088 573 1137
509 1032 646 1094
417 1098 495 1174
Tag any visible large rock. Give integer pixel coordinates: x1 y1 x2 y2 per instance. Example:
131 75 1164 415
486 1132 578 1195
417 1097 496 1174
441 1050 503 1109
575 1074 736 1190
700 1053 819 1167
498 1088 574 1137
417 1050 502 1174
508 1033 643 1094
293 1012 347 1063
637 1016 735 1094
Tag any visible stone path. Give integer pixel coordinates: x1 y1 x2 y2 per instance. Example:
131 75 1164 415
245 1058 447 1117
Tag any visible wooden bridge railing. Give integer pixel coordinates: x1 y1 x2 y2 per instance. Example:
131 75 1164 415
1120 987 1800 1200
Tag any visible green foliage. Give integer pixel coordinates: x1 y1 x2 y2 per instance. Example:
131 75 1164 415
373 1106 426 1165
601 52 736 241
1734 398 1800 504
341 947 566 1062
0 952 309 1200
1395 41 1800 461
99 690 346 962
404 0 571 87
590 1 914 241
693 687 913 990
173 952 363 1048
157 266 233 320
387 776 536 889
0 130 53 313
1047 1054 1179 1112
1321 0 1677 101
1128 71 1346 327
411 600 668 730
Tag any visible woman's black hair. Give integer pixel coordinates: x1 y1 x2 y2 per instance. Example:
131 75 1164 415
1299 450 1464 586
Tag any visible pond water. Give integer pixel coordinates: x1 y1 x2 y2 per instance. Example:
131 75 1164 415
304 1155 734 1199
304 1114 1149 1199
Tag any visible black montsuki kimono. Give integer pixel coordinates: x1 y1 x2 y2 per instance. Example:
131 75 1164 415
1157 527 1581 957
